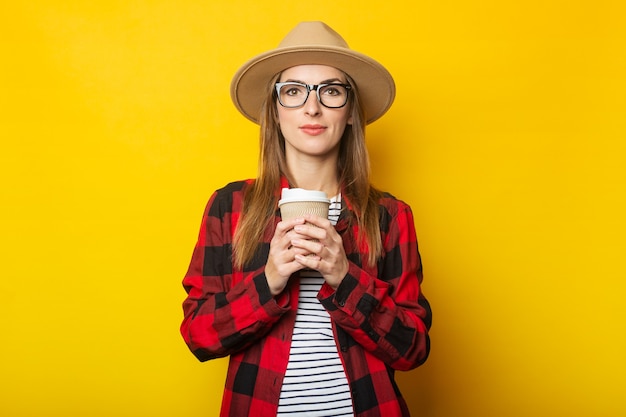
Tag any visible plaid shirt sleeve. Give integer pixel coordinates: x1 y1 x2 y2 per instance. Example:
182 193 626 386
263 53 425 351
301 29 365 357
180 181 290 362
318 195 431 371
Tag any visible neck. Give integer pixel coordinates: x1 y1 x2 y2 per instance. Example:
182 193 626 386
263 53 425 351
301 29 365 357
286 154 340 198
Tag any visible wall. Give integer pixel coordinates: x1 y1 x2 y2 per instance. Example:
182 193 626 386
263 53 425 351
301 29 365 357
1 1 624 416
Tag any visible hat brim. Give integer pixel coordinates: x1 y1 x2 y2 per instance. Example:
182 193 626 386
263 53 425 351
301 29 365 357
230 46 395 125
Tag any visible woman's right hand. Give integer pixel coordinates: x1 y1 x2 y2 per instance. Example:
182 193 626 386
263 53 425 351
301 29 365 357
265 217 317 296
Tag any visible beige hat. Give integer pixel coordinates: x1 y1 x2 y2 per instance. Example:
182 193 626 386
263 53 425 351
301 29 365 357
230 21 395 125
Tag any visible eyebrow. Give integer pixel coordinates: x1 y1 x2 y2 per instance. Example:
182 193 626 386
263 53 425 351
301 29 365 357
282 78 345 84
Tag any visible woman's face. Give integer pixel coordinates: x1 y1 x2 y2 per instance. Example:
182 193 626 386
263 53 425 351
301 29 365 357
276 65 352 161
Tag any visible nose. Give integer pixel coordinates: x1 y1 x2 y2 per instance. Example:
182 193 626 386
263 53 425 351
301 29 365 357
303 89 322 116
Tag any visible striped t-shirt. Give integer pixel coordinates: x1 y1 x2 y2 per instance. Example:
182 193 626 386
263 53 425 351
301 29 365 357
277 195 353 417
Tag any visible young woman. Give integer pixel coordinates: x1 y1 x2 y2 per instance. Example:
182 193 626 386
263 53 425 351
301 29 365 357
181 21 432 417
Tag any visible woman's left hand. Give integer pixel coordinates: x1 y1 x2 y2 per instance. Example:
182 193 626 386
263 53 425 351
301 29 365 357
289 214 349 290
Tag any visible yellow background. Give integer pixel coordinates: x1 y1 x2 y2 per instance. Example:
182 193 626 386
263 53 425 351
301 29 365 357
1 1 624 416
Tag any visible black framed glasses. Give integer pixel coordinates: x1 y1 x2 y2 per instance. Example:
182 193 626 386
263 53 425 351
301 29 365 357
275 82 352 109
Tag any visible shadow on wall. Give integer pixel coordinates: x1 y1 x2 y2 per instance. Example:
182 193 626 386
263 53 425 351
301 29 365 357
397 361 434 416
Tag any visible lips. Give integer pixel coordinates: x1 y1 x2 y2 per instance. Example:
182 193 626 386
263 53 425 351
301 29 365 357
299 124 327 136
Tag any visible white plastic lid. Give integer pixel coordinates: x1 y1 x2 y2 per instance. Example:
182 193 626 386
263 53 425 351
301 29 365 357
278 188 330 206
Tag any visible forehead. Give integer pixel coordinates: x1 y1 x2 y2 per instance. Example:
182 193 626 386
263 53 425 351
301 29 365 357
279 65 347 82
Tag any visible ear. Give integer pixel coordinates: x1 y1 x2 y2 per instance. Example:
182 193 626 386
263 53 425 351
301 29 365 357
347 115 353 125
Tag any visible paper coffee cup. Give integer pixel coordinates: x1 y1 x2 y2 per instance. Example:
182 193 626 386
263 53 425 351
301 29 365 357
278 188 330 222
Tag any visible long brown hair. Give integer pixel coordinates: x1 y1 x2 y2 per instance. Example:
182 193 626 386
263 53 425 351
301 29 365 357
233 72 382 269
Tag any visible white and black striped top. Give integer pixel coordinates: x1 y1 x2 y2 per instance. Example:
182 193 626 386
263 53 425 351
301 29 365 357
277 195 353 417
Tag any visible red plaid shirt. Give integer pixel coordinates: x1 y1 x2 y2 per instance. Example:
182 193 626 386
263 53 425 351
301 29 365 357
181 179 431 417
